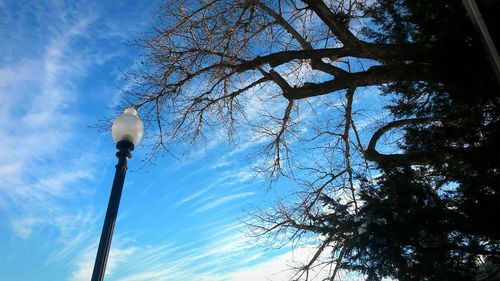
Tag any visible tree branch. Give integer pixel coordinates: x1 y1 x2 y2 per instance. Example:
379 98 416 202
285 64 428 99
364 117 447 165
302 0 360 46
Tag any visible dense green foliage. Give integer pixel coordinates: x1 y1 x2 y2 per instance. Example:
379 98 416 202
342 0 500 279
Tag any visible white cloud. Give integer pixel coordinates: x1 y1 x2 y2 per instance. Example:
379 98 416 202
69 244 137 281
10 217 37 239
104 234 361 281
228 246 366 281
77 226 263 281
227 249 300 281
172 164 259 209
194 192 255 213
69 246 96 281
0 0 104 246
173 185 214 207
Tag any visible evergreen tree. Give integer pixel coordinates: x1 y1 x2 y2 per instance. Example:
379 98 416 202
351 0 500 279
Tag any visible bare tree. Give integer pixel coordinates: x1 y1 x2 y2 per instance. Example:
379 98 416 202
125 0 426 167
122 0 500 280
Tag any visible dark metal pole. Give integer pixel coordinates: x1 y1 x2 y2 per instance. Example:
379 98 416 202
91 140 134 281
462 0 500 83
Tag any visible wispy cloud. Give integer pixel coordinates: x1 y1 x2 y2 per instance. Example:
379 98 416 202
172 164 259 209
0 0 125 267
173 185 213 207
194 192 255 213
71 231 358 281
90 228 259 281
69 243 138 281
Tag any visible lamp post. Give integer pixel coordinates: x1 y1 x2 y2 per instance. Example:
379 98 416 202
91 107 144 281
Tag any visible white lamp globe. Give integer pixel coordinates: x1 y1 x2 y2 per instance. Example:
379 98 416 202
112 107 144 146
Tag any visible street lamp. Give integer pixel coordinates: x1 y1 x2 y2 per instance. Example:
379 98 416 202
91 107 144 281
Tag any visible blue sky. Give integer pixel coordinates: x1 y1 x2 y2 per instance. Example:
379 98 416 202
0 1 325 280
0 1 392 281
